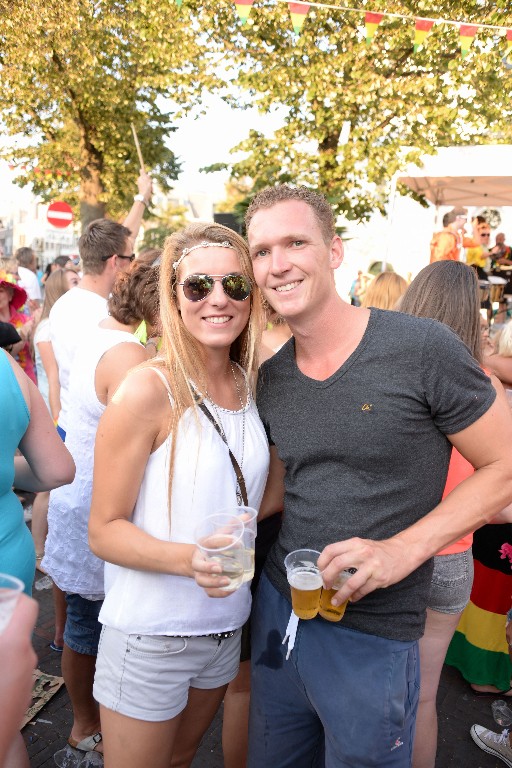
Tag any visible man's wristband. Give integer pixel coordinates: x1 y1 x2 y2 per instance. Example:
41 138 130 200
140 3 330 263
134 194 148 207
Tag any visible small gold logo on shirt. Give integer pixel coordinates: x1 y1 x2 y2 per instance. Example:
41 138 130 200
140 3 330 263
361 403 373 411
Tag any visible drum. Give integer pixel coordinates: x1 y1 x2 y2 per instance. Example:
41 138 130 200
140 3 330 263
479 280 490 303
488 276 507 304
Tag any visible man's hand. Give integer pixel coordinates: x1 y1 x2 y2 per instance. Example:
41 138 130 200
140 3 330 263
318 537 415 605
191 547 233 598
137 171 153 205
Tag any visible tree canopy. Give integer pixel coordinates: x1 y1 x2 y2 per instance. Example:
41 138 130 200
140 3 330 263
202 0 512 221
1 0 511 225
0 0 217 225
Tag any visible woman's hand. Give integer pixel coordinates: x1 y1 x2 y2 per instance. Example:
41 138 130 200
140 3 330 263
191 547 232 597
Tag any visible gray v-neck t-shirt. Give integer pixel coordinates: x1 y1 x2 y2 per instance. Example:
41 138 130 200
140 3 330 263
256 308 495 641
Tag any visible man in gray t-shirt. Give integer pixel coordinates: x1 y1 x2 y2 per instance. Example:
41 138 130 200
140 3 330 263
244 185 512 768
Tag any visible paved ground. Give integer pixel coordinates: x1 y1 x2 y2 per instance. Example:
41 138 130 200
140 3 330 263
21 504 509 767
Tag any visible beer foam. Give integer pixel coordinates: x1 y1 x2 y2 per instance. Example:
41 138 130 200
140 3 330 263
289 570 323 590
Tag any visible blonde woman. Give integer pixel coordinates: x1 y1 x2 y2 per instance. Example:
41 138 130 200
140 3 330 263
89 223 269 768
34 268 80 422
361 270 408 310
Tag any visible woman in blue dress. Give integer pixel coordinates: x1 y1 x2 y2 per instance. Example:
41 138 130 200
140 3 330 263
0 348 74 767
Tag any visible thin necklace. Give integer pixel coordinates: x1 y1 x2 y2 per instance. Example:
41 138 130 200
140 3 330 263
206 360 247 506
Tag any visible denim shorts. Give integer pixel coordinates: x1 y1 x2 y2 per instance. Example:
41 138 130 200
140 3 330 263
248 573 420 767
93 625 242 721
427 550 474 614
63 593 103 656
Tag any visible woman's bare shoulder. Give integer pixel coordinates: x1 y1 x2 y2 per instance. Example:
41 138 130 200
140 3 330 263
111 363 173 417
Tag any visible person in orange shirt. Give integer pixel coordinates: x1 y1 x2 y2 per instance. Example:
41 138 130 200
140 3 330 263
430 207 477 263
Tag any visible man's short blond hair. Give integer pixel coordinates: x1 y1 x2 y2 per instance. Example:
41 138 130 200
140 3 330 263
245 185 335 244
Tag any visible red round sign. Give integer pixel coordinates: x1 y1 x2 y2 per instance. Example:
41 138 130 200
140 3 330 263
47 201 73 229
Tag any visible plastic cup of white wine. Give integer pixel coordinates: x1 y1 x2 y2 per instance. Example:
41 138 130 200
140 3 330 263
195 514 245 592
0 573 24 634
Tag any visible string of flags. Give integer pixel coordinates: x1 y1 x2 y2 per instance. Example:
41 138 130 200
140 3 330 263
174 0 511 60
7 164 73 178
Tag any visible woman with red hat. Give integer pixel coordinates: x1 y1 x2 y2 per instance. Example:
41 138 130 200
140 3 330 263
0 270 36 383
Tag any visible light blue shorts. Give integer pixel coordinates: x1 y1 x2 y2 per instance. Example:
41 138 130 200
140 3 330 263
248 572 420 768
427 550 473 615
94 625 242 721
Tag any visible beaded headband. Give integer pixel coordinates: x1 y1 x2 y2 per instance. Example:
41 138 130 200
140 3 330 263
172 241 234 271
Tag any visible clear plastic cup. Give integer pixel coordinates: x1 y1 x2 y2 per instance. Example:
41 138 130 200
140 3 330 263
0 573 24 634
216 505 258 535
195 514 245 592
284 549 322 620
319 570 353 622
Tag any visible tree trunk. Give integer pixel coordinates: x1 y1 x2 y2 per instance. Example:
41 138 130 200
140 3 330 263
318 127 342 197
79 137 105 230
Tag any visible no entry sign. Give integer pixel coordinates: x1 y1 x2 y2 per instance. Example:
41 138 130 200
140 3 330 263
47 201 73 229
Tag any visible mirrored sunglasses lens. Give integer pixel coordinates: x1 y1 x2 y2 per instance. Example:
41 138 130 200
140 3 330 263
222 275 252 300
183 275 213 301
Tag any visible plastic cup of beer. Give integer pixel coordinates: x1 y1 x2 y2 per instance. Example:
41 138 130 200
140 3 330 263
319 570 353 622
195 514 245 592
0 573 24 634
284 549 322 620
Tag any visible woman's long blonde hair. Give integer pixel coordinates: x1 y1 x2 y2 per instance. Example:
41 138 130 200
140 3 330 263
39 269 77 322
361 271 408 310
147 222 264 508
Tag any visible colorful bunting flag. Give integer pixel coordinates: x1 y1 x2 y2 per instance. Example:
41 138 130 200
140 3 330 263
459 24 478 58
234 0 254 24
365 12 383 45
288 2 310 34
414 18 435 52
506 29 512 57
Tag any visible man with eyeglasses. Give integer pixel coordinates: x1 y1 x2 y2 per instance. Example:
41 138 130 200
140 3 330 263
45 170 151 755
244 185 512 768
466 219 492 279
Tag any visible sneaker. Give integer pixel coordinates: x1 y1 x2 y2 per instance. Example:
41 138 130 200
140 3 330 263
471 724 512 767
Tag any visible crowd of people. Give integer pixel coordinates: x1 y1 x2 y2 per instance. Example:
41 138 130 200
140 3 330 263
3 186 512 768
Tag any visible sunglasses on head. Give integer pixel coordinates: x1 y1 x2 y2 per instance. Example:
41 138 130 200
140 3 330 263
178 273 252 302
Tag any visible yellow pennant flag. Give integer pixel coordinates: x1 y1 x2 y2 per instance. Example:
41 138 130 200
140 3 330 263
365 12 383 45
234 0 254 24
414 18 434 52
288 2 310 34
459 24 478 59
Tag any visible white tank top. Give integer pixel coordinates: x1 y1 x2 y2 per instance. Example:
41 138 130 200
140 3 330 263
44 328 141 597
99 366 270 635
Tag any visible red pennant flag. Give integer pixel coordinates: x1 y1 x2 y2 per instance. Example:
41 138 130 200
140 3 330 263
365 12 383 45
288 2 310 34
459 24 478 59
234 0 254 24
414 18 434 52
506 29 512 58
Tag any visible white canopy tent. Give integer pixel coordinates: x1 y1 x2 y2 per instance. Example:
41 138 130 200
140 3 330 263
398 145 512 208
381 145 512 270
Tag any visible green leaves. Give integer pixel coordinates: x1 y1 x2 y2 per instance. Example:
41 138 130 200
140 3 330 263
0 0 216 222
205 0 512 220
